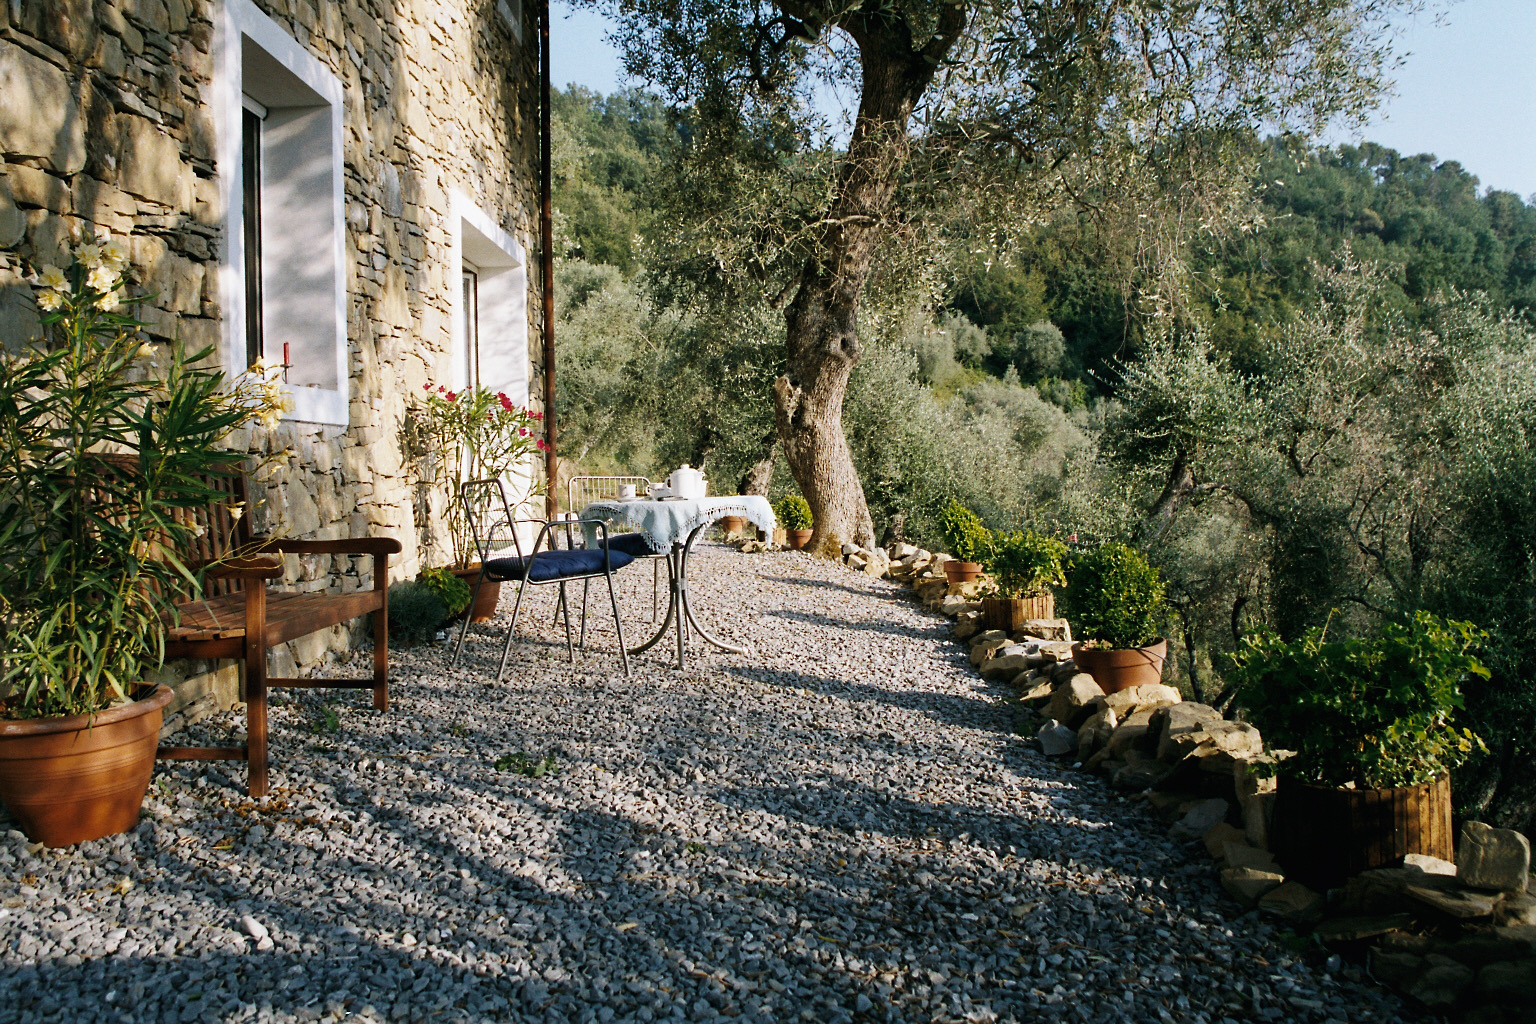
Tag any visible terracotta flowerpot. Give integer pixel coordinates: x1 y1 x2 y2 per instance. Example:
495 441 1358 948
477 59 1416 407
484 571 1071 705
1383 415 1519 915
785 529 814 550
719 516 746 536
943 560 982 584
451 565 502 623
0 684 174 847
981 593 1055 631
1071 638 1168 694
1273 774 1454 890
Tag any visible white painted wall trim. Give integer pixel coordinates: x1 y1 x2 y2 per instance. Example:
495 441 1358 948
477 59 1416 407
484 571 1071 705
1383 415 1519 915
214 0 348 426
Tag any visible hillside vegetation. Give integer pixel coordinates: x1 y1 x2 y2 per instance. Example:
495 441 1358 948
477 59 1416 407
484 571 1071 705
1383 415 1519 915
551 86 1536 831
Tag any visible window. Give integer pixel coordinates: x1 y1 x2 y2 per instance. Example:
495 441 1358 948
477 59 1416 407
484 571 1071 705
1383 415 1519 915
461 265 481 390
217 0 347 425
450 195 529 405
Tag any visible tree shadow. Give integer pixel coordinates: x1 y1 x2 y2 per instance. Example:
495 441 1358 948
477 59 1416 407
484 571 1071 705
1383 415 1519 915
762 608 951 642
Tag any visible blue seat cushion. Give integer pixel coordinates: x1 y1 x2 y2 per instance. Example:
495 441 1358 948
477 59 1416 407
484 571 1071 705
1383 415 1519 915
483 547 635 583
603 532 663 558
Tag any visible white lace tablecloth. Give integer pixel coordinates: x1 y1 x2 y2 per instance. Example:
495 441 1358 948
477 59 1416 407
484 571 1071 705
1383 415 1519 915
579 495 777 554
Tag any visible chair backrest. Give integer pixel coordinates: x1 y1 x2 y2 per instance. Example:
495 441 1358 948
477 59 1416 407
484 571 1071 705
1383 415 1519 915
566 475 654 515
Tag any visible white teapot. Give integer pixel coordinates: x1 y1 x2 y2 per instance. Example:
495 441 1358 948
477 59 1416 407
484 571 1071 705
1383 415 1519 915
668 464 707 500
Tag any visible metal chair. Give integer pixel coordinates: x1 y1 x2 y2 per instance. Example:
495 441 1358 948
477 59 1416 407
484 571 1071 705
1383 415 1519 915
565 475 668 624
451 479 633 679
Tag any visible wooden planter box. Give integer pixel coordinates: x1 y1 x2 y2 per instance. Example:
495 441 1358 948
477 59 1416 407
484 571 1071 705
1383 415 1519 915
980 593 1055 632
1273 774 1454 890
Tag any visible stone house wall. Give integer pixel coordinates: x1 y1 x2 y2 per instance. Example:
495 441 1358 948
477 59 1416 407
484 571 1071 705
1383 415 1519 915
0 0 543 723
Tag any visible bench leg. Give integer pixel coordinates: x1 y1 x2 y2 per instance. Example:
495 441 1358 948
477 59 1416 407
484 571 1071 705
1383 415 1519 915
247 645 269 800
372 608 389 712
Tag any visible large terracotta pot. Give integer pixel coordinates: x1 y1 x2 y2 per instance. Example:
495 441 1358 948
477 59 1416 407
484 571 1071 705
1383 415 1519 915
719 516 746 536
0 684 174 847
943 560 982 584
1071 639 1168 694
1273 774 1454 890
785 529 813 550
451 565 501 623
981 593 1055 631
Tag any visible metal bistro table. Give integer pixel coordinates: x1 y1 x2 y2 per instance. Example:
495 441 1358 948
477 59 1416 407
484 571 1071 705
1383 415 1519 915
580 495 776 669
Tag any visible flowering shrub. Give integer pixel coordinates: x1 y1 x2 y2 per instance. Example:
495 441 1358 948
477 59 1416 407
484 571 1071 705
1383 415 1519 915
403 384 545 568
0 233 289 718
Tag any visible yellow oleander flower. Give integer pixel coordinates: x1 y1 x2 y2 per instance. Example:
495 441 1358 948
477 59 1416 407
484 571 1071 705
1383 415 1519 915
101 239 128 269
74 242 104 269
87 265 117 293
36 289 63 311
38 265 69 291
95 291 120 311
228 502 246 523
135 342 156 359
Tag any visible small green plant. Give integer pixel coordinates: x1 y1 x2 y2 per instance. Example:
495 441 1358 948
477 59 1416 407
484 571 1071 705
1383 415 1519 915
684 841 707 855
1063 541 1166 649
387 581 449 645
987 530 1067 598
494 752 558 777
448 723 469 737
1230 611 1488 789
774 493 813 531
937 499 993 563
311 703 340 735
417 565 472 618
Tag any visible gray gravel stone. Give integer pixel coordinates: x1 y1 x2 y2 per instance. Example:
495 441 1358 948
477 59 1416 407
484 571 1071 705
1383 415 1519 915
0 545 1409 1023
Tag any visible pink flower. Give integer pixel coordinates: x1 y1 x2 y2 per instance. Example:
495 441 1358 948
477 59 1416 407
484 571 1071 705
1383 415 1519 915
1068 533 1078 543
446 391 457 402
437 385 446 392
423 382 431 390
499 394 513 412
536 438 548 451
518 427 528 437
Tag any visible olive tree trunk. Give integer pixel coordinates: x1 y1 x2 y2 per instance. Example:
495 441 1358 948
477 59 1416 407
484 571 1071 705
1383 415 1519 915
773 5 962 552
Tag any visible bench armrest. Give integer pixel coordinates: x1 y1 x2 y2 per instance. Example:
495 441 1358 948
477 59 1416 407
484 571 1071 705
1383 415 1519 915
203 556 285 580
252 537 403 556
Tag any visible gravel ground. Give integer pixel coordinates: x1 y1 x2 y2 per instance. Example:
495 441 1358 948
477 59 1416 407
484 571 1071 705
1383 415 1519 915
0 544 1413 1024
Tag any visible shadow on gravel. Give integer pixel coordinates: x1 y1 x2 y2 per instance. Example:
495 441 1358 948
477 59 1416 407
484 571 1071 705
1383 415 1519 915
762 608 951 642
759 574 905 600
724 665 1010 733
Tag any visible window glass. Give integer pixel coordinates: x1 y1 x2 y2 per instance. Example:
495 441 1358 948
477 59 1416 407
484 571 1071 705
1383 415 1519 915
241 104 264 369
462 265 480 391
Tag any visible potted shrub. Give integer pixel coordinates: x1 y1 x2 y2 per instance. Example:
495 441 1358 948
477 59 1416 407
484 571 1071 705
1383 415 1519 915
938 499 991 584
982 530 1068 631
1230 612 1487 888
1063 541 1168 692
403 385 545 621
0 236 285 846
774 494 813 550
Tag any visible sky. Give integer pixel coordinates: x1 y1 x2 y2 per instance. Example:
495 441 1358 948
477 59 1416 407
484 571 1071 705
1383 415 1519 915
549 0 1536 200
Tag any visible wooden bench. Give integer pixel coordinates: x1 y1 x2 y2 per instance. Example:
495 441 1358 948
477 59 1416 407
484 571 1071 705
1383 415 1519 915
155 468 400 798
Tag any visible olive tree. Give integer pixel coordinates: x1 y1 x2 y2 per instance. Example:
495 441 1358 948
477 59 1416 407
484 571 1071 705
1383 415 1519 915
583 0 1410 548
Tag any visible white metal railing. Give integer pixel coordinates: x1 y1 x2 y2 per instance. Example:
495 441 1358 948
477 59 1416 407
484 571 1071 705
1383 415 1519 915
566 475 655 514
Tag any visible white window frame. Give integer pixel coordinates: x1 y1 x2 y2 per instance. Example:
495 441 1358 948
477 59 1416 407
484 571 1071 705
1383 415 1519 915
449 193 534 526
449 193 530 406
215 0 348 426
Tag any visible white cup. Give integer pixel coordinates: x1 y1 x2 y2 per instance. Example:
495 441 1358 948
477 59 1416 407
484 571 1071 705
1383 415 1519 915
619 484 636 500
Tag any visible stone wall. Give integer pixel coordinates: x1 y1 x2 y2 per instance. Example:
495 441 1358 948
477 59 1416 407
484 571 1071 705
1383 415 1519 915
1 0 543 716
